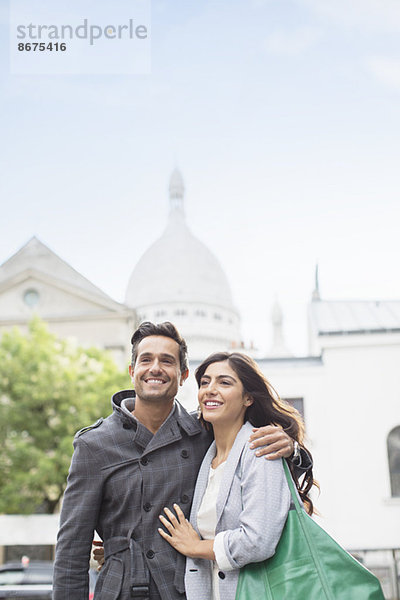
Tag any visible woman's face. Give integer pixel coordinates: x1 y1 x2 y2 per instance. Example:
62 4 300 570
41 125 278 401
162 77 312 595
198 360 252 428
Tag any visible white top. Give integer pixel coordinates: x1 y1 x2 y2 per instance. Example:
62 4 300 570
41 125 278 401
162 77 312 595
197 461 227 600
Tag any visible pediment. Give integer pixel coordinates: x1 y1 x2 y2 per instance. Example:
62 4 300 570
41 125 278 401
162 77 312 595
0 237 114 304
0 269 129 319
0 237 131 319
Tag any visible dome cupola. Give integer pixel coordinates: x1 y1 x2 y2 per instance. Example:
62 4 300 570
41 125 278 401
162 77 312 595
125 170 241 359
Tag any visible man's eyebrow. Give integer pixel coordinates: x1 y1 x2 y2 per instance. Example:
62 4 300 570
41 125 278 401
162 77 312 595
138 352 153 358
159 353 177 361
138 352 177 361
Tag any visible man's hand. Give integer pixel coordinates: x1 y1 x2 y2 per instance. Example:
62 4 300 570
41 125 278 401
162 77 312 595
92 541 105 571
249 425 294 459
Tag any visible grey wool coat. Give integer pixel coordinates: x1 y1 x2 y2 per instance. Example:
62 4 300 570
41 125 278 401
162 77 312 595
53 390 212 600
185 421 291 600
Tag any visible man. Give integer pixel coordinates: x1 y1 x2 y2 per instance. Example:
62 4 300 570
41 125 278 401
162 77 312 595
53 322 309 600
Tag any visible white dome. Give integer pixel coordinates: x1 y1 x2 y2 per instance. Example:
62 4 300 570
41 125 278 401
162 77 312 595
126 211 234 308
125 170 235 310
125 170 242 359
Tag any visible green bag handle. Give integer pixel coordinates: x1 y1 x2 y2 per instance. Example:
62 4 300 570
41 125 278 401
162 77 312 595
282 459 302 509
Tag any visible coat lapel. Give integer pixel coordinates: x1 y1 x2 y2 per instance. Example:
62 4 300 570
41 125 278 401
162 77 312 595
190 441 216 530
190 421 253 533
216 421 253 526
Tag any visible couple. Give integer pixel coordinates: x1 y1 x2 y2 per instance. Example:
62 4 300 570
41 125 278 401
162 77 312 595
53 321 314 600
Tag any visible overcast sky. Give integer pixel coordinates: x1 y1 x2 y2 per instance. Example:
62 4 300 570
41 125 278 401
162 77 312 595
1 0 400 355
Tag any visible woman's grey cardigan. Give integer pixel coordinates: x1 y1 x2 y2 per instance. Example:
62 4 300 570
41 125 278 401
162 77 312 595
185 421 291 600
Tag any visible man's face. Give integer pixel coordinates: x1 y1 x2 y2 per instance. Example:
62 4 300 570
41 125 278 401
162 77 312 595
129 335 188 405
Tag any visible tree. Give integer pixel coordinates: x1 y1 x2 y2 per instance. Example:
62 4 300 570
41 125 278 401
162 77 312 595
0 318 130 514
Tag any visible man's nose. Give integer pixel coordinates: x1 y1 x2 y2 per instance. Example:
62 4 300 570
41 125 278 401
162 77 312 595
149 360 162 373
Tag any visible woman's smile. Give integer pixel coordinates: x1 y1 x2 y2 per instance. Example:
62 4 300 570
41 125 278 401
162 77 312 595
203 400 223 409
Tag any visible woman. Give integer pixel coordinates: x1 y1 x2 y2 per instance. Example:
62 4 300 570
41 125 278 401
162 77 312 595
158 351 315 600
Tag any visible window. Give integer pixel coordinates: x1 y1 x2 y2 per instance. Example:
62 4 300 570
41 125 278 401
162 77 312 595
155 310 166 318
23 288 40 308
213 313 222 320
387 426 400 497
174 309 187 316
284 397 304 420
195 310 206 317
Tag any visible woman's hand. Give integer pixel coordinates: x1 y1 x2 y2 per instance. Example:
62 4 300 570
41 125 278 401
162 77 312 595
158 504 202 558
249 425 294 459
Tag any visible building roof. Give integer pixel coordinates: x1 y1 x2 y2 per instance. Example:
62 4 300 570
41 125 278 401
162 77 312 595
0 237 126 310
125 170 236 310
309 300 400 335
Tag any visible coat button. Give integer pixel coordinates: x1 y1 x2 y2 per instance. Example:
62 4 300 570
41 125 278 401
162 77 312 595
181 449 189 458
181 494 190 504
218 571 225 579
143 502 152 512
140 457 149 466
146 550 155 559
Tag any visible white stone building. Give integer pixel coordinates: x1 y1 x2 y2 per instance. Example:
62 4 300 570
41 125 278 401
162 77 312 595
0 236 135 368
0 169 241 368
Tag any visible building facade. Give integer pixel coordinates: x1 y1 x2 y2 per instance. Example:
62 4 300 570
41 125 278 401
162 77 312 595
0 236 135 368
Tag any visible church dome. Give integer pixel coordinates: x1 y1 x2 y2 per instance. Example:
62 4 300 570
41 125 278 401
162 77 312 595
125 170 235 309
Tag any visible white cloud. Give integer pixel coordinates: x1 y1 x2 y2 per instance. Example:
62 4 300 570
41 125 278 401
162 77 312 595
368 57 400 91
263 26 322 56
299 0 400 33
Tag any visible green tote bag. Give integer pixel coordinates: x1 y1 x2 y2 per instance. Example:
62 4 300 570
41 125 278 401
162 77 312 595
236 461 385 600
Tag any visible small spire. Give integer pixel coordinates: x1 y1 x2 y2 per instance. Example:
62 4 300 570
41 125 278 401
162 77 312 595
271 298 283 326
169 168 185 217
312 263 320 301
269 298 291 357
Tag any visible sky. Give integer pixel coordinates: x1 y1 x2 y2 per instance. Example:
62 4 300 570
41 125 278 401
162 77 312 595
1 0 400 355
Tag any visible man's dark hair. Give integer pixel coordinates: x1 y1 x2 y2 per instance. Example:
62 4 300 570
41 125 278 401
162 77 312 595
131 321 189 373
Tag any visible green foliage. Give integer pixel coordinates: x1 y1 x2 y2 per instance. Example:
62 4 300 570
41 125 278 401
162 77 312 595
0 318 130 514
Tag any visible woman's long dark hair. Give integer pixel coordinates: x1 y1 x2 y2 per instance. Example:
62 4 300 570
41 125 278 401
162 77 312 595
195 351 317 515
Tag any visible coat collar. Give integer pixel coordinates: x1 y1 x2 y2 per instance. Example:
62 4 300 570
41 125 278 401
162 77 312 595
111 389 204 452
